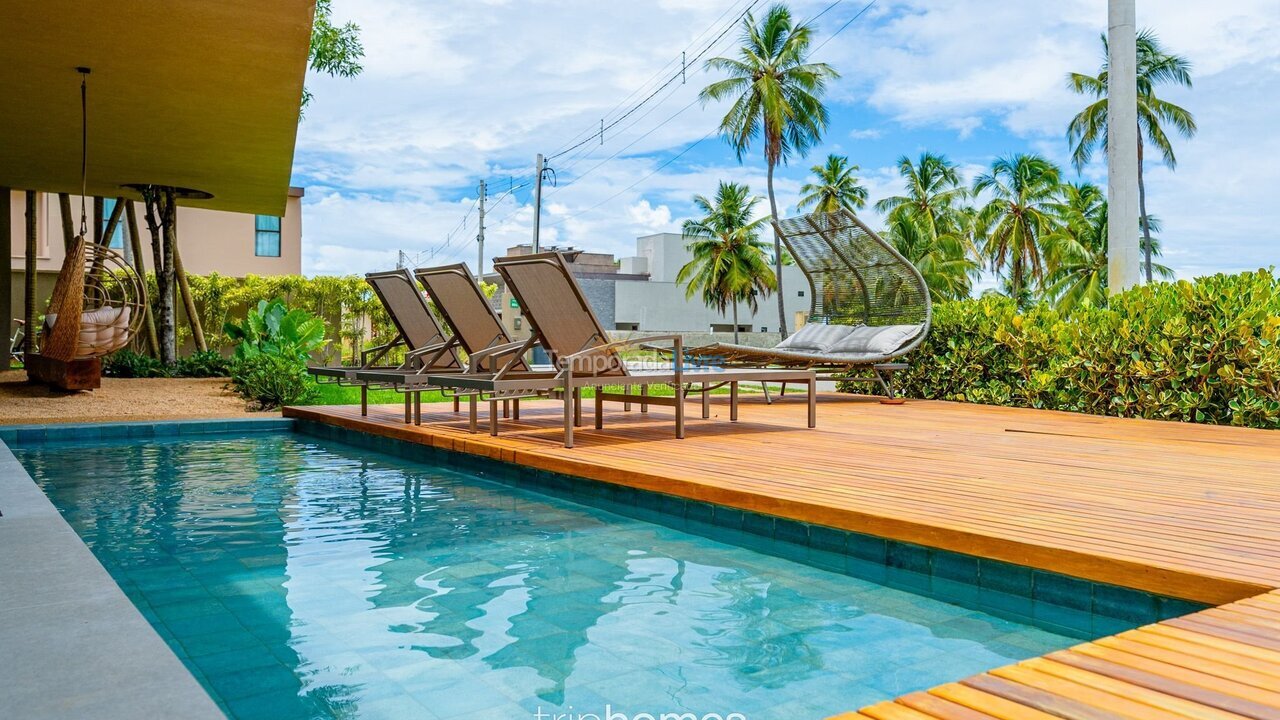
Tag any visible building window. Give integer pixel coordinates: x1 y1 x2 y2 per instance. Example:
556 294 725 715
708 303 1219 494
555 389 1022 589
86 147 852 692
255 215 282 257
101 199 125 249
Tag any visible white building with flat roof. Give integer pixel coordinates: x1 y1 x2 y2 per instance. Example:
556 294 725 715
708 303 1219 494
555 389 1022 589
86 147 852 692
495 233 810 343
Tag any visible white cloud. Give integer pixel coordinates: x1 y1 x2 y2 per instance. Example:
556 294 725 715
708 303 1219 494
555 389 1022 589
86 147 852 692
294 0 1280 279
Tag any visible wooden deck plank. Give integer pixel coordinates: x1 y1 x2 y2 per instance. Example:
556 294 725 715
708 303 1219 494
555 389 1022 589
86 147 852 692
282 395 1280 720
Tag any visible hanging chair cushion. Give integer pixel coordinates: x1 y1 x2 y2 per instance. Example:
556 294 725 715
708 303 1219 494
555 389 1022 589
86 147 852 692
46 306 133 359
827 324 922 356
775 322 857 352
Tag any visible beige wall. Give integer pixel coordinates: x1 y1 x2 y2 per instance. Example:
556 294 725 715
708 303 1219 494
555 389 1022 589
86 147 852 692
8 188 303 277
8 189 302 348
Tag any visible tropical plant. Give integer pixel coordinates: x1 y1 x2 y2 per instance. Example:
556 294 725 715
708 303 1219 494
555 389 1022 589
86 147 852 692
885 213 979 302
874 152 971 239
701 3 838 339
229 353 316 410
103 349 170 379
973 154 1064 302
1067 29 1196 282
223 299 327 362
172 349 233 378
304 0 365 112
858 270 1280 429
797 154 868 214
1043 183 1173 311
677 182 776 343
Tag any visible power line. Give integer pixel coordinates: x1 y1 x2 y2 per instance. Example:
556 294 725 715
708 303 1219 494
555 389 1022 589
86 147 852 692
541 0 879 230
545 0 761 163
543 0 758 159
544 125 719 230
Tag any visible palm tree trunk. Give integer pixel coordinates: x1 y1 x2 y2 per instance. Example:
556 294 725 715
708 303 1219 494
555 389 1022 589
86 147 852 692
732 303 739 344
1137 130 1154 283
765 161 788 340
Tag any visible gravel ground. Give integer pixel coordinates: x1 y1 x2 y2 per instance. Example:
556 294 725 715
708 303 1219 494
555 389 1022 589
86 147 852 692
0 370 272 425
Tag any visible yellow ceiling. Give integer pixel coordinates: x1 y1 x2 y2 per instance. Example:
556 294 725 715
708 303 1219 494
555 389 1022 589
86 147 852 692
0 0 314 215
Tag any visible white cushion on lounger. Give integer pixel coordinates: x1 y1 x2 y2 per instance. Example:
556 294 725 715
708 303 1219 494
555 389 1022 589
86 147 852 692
827 324 920 355
775 322 856 352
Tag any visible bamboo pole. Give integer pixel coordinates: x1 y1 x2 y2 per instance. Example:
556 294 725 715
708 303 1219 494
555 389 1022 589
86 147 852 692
125 201 159 356
171 229 207 352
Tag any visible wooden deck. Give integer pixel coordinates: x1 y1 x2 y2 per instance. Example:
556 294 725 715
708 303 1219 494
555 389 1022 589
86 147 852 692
284 394 1280 719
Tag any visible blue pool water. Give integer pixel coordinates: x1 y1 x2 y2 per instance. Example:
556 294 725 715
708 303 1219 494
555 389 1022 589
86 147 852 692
19 433 1079 720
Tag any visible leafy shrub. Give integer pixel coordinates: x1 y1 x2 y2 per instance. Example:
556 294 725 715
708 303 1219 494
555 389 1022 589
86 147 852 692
229 353 316 410
172 350 232 378
225 299 326 409
103 349 170 378
223 299 327 362
844 270 1280 429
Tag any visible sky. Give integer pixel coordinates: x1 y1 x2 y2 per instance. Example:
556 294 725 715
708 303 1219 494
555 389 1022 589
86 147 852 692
293 0 1280 284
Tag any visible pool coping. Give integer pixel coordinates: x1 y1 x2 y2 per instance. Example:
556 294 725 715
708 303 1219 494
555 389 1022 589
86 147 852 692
0 417 292 720
3 415 1266 720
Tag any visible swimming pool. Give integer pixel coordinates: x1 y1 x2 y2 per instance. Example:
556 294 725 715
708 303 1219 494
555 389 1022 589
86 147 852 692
17 429 1090 720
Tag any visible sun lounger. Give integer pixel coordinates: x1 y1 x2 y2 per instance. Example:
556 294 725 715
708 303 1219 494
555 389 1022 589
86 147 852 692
425 251 817 447
307 269 462 417
658 210 932 401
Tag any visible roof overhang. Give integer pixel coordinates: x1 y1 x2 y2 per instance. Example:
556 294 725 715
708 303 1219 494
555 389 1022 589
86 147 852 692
0 0 315 215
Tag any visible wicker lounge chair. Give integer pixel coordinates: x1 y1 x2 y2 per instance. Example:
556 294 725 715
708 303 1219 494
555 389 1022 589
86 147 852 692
307 269 462 418
673 210 932 401
425 252 818 448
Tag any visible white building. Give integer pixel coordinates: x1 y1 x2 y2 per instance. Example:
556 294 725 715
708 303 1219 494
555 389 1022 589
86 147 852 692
495 233 810 343
613 233 809 334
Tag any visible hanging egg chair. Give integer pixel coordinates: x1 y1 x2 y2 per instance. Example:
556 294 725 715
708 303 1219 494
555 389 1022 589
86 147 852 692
28 237 148 390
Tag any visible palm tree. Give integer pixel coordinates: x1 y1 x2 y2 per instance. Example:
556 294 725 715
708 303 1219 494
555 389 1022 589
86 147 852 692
973 154 1063 301
676 182 776 344
1044 183 1173 311
701 3 838 339
797 154 867 214
874 152 971 238
1067 29 1196 283
885 214 979 302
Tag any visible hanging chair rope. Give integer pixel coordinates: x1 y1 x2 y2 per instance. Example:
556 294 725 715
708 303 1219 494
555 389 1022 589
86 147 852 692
78 67 90 239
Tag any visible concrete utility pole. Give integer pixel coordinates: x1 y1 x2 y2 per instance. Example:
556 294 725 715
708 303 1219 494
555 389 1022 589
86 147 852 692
531 153 544 252
476 179 486 281
1107 0 1141 294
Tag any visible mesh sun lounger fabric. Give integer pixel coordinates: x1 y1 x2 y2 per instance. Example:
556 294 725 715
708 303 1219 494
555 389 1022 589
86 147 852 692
306 268 461 388
413 263 528 373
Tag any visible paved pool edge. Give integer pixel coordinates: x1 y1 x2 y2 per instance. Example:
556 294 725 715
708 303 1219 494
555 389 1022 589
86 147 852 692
0 418 292 720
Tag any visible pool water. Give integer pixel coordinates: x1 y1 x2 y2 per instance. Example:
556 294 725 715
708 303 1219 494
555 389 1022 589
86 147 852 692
18 433 1078 720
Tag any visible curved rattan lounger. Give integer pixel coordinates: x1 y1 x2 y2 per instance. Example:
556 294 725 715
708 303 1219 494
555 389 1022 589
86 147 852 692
671 210 932 399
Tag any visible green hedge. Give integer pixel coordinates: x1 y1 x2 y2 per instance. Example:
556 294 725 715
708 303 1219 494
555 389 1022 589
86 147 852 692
850 270 1280 429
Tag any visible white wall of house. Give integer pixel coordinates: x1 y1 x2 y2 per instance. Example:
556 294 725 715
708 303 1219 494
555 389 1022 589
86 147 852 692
613 233 810 333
